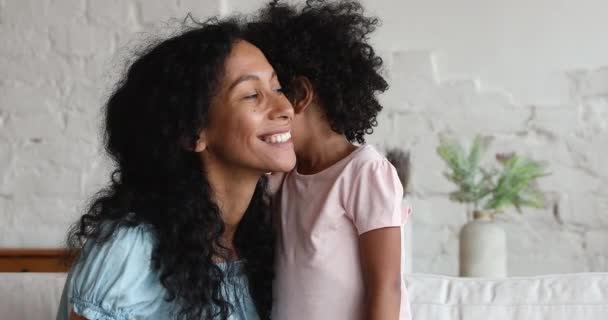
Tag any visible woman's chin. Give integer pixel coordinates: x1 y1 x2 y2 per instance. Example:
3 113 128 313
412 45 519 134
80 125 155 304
265 158 296 173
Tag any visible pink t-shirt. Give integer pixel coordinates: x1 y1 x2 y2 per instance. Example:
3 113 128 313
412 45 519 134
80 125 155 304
271 144 412 320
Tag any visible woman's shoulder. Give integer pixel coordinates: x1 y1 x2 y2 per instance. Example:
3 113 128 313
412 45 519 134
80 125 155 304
72 223 157 280
67 223 167 319
81 223 155 259
71 225 155 283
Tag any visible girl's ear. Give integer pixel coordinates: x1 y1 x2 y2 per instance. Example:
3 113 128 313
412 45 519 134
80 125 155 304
291 76 314 114
194 130 207 152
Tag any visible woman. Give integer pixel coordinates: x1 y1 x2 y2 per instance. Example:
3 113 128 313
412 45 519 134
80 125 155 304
56 18 295 320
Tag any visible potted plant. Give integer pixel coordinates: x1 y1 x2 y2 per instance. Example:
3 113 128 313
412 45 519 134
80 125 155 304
437 135 549 277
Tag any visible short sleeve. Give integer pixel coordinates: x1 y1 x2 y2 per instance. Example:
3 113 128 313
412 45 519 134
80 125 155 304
67 225 166 320
345 159 412 235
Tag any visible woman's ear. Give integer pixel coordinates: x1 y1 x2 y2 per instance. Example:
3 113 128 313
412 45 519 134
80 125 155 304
194 130 207 152
291 76 314 114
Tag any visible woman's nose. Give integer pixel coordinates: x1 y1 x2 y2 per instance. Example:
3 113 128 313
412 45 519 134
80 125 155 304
268 93 294 120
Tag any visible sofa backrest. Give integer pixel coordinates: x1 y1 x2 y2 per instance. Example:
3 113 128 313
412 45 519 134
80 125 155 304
2 272 608 319
0 272 67 320
404 272 608 320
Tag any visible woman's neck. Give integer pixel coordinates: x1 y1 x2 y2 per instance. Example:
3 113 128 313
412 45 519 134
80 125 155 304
202 156 261 252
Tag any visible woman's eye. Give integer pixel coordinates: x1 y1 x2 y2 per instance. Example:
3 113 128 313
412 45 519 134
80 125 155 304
243 93 258 100
275 87 284 94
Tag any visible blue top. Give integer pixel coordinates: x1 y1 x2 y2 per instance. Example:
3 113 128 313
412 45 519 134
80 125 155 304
56 225 260 320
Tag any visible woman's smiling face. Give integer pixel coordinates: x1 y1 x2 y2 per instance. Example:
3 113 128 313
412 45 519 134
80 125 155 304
197 40 296 174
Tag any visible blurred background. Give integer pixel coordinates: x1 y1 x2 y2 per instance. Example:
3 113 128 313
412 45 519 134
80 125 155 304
2 0 608 276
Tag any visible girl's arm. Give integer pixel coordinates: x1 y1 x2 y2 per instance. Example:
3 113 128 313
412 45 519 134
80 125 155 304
359 226 402 320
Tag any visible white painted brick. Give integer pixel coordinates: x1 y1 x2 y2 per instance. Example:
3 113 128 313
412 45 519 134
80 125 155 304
1 165 82 198
392 51 438 81
586 230 608 255
579 96 608 137
368 111 432 149
388 112 435 145
555 192 608 228
136 0 221 26
1 0 51 30
8 196 83 225
412 224 449 258
528 105 579 138
436 79 479 110
500 222 587 275
136 0 180 25
538 164 603 195
0 83 62 113
409 135 455 195
0 225 72 248
15 137 99 172
49 22 116 57
223 0 266 15
80 158 112 196
87 0 136 29
586 222 608 271
415 252 459 276
0 54 77 85
382 51 442 112
565 134 608 179
509 252 589 276
0 137 13 180
589 256 608 271
569 67 608 98
490 132 577 168
432 85 531 134
409 195 468 227
46 0 86 24
179 0 222 16
366 110 395 148
74 55 117 87
412 222 458 259
2 108 64 140
0 25 52 57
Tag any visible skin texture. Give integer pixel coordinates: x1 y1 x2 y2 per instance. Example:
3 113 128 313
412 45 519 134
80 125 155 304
197 40 295 247
359 227 402 320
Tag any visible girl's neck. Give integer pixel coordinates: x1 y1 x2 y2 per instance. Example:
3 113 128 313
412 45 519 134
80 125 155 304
296 133 357 175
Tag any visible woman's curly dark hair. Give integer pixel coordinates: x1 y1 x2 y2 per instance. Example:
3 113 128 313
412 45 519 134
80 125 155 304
246 0 388 144
67 18 274 320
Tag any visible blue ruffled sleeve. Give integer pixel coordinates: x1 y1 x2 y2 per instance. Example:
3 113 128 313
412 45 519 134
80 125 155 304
66 225 170 320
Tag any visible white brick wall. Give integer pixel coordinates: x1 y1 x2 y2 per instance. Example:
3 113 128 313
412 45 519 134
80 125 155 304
2 0 607 276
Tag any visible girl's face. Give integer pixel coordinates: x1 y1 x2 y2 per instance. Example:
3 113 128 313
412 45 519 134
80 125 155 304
198 40 296 174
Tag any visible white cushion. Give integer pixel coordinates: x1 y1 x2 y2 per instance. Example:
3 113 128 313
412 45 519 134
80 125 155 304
0 272 67 320
404 273 608 319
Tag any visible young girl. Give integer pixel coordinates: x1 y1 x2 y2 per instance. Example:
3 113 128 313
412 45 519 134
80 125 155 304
247 1 412 319
57 19 296 320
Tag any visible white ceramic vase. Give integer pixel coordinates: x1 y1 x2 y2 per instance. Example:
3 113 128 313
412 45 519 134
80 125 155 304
459 211 507 277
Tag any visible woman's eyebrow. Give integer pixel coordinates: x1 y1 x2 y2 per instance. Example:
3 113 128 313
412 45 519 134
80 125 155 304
229 72 278 90
229 74 260 90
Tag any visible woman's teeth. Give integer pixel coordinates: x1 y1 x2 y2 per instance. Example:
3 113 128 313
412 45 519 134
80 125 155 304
264 132 291 144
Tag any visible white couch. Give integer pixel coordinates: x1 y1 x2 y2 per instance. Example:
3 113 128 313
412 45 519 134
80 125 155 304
404 273 608 319
2 272 608 319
